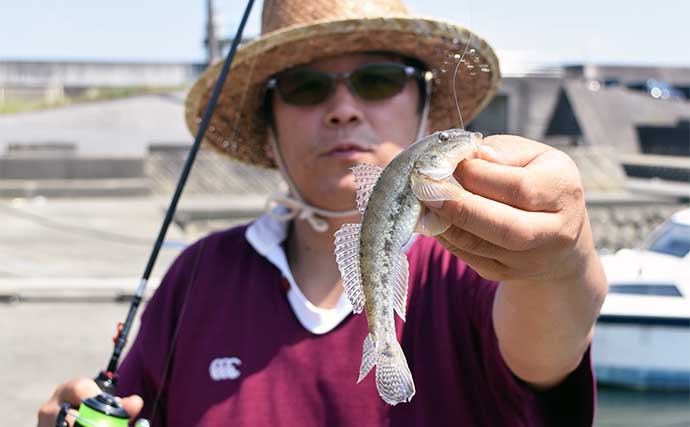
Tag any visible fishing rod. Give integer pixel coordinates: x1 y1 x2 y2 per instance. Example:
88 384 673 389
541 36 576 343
55 0 256 425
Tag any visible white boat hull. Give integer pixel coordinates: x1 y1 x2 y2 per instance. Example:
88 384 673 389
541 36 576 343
593 314 690 390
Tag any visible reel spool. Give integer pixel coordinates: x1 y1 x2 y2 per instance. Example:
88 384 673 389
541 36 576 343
55 393 149 427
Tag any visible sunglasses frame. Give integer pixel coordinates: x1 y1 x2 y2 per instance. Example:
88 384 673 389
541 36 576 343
265 63 433 106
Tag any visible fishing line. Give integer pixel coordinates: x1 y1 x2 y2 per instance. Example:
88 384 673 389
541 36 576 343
0 203 152 246
450 0 474 130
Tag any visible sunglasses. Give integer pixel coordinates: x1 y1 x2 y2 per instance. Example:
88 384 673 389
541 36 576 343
266 63 432 106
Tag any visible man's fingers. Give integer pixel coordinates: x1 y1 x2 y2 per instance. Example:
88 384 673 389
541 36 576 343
460 142 582 213
440 226 506 259
38 378 101 427
121 394 145 418
456 158 560 212
57 378 102 407
480 134 551 167
438 236 509 282
426 187 561 251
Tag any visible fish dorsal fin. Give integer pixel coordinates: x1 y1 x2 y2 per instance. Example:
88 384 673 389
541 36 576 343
352 164 384 214
410 172 463 202
334 223 365 313
392 253 409 321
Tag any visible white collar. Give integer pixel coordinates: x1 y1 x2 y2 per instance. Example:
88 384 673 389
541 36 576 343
245 213 352 334
245 212 417 335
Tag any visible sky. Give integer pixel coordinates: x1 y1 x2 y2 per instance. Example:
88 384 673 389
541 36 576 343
1 0 688 66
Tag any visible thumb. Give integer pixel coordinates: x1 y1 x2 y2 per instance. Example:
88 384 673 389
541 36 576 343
120 394 144 418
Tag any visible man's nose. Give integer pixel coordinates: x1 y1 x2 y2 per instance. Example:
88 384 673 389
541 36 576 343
323 82 364 127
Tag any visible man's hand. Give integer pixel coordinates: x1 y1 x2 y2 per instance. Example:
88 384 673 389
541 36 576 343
430 135 591 286
427 134 607 387
37 378 143 427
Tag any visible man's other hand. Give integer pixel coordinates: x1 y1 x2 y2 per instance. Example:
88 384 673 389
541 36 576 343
37 377 143 427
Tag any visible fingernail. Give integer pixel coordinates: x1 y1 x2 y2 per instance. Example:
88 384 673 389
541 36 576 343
479 145 501 162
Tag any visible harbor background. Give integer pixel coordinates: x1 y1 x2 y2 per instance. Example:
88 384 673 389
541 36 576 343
2 0 689 425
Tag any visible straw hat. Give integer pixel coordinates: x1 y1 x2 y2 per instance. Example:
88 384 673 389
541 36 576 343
185 0 501 169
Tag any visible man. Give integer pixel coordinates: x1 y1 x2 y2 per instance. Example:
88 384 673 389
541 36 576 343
39 0 607 425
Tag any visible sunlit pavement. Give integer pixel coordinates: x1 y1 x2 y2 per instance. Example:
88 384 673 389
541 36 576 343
0 195 261 424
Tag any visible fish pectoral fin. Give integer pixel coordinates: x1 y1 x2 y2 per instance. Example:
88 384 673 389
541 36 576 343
334 223 365 313
415 205 451 236
357 333 376 383
352 163 384 214
392 254 409 321
413 159 455 181
410 172 464 202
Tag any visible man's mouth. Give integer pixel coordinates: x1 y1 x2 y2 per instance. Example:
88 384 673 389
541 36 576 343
322 142 373 158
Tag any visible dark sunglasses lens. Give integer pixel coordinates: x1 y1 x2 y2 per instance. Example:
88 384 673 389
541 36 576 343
350 64 408 101
276 70 332 105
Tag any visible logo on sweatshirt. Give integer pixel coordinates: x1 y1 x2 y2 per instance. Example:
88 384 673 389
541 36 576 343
209 357 242 381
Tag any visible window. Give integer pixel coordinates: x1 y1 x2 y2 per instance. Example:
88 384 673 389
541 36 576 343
644 222 690 258
609 284 682 297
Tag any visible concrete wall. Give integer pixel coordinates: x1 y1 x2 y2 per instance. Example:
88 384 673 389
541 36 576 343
0 157 144 180
0 60 203 88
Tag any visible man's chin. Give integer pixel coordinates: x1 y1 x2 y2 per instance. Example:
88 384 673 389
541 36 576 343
306 185 357 212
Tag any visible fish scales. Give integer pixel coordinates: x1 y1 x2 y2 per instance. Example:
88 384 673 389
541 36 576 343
360 144 423 339
334 129 482 405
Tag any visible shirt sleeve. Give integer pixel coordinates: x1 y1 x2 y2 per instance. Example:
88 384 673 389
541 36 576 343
115 239 205 424
461 260 596 426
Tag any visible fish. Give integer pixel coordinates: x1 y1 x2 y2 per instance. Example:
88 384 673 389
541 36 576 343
333 129 483 405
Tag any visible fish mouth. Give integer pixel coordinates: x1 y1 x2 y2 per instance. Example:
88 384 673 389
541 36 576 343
321 141 374 158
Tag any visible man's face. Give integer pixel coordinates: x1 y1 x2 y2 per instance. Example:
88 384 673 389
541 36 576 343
270 53 423 211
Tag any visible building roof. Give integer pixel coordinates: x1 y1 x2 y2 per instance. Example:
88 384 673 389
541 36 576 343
546 80 690 152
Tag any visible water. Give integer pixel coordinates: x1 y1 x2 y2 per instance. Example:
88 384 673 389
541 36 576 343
597 387 690 427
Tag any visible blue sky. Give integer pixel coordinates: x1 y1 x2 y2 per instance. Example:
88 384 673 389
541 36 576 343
1 0 688 66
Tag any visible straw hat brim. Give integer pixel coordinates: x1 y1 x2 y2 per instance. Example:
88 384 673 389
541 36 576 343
185 16 502 169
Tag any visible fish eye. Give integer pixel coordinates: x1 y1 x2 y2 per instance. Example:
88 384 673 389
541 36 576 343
438 131 450 141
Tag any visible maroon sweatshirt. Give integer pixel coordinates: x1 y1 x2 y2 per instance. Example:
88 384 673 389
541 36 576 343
117 222 595 426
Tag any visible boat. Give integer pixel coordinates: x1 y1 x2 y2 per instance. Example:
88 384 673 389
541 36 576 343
593 208 690 390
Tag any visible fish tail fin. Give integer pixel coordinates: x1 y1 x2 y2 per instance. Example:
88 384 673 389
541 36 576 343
358 333 416 405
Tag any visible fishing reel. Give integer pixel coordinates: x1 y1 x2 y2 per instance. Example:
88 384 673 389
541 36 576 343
54 372 150 427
